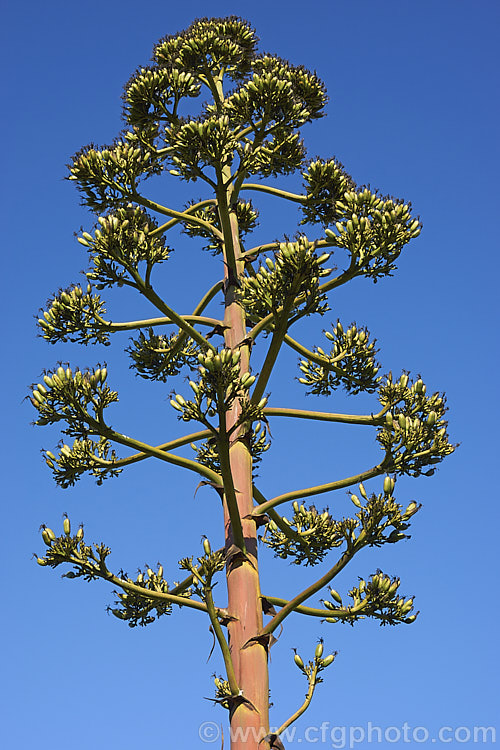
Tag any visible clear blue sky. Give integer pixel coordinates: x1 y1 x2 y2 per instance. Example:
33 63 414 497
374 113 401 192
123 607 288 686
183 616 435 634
2 1 499 747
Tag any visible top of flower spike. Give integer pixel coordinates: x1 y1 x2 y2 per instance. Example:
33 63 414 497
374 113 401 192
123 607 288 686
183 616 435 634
153 17 259 80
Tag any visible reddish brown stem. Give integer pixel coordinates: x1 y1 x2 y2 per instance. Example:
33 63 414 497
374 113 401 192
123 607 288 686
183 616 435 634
219 180 270 749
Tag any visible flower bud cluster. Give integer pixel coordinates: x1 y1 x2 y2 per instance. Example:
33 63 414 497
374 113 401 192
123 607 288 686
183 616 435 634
349 479 420 548
240 238 331 327
77 205 170 289
220 57 326 133
43 437 122 489
179 544 226 593
37 284 109 345
244 129 305 177
165 114 240 182
36 518 110 582
182 199 258 254
124 66 201 128
263 503 356 566
247 420 271 468
298 320 381 396
170 348 267 429
192 421 270 475
300 158 356 226
377 373 455 476
111 563 176 628
324 571 417 627
128 329 199 382
213 676 233 709
293 640 337 686
324 189 422 281
30 365 117 438
69 142 160 213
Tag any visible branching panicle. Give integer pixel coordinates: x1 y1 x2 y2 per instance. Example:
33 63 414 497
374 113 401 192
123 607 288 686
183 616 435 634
269 642 337 740
32 17 455 739
37 521 196 628
263 479 420 565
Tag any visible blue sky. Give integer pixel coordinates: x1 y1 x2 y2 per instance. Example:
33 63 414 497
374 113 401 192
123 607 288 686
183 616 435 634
2 1 499 747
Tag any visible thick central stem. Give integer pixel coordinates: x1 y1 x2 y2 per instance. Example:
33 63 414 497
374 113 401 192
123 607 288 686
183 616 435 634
219 181 270 749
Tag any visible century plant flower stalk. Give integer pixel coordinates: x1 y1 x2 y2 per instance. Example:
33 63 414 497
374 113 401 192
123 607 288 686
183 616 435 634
31 17 454 750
